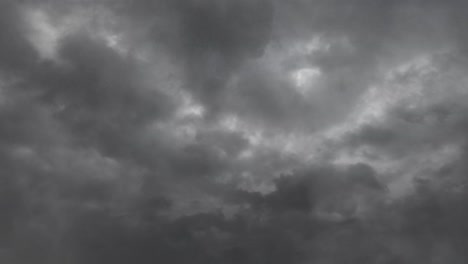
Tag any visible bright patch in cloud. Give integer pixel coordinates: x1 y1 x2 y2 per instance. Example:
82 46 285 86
176 92 206 119
290 67 321 95
25 9 60 61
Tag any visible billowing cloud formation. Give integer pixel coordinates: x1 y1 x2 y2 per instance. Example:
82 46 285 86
1 0 468 263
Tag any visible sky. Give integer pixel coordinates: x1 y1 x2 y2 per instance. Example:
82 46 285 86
1 0 468 263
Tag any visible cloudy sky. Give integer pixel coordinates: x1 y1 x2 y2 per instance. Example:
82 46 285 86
1 0 468 263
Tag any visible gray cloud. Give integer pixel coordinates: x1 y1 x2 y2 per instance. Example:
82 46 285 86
1 0 468 263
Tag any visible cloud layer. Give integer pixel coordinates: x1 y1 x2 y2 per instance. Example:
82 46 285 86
1 0 468 263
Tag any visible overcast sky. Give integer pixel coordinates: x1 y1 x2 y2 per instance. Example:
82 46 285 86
1 0 468 263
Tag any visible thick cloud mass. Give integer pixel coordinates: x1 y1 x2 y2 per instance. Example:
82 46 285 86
1 0 468 263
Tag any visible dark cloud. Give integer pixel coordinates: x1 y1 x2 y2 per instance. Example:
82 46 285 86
342 53 468 160
119 0 274 115
180 0 273 115
0 1 38 74
1 0 468 263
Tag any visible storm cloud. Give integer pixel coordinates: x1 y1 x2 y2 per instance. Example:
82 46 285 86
1 0 468 263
